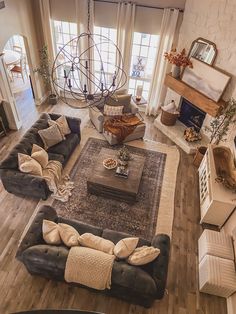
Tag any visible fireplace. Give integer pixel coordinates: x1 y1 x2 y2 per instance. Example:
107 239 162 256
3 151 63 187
178 97 206 132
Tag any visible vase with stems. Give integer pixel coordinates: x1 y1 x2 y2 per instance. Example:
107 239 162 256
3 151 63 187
164 48 192 79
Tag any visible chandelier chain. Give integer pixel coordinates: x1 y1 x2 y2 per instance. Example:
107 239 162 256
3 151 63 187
87 0 90 32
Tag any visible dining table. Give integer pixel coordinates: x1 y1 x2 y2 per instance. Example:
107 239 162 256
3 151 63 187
3 49 21 66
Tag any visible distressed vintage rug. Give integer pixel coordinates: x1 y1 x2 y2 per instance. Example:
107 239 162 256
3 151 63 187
52 137 178 240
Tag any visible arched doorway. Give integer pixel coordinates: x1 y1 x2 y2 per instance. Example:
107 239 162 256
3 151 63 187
2 34 37 125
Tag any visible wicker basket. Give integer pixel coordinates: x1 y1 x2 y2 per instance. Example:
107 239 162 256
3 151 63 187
160 108 179 126
193 146 207 168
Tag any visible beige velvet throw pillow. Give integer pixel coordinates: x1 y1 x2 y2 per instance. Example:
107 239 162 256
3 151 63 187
106 94 131 107
18 153 42 176
114 237 139 259
48 115 71 137
78 233 115 255
42 219 61 245
38 124 64 150
58 223 80 247
127 246 160 266
31 144 48 169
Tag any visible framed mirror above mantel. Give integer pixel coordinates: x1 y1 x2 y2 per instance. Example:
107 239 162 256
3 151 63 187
164 37 232 117
188 37 217 65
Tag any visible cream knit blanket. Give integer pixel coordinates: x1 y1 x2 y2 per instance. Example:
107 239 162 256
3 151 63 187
65 247 115 290
42 160 74 202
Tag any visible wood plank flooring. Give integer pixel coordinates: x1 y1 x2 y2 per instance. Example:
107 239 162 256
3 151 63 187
0 90 227 314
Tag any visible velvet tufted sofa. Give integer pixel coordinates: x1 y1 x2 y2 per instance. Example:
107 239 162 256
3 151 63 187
0 113 81 200
16 205 170 308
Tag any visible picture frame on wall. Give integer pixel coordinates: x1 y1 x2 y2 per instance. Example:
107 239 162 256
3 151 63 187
182 57 231 102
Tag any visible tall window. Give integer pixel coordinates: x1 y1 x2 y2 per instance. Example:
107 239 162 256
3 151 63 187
129 32 159 100
94 26 117 84
53 20 77 54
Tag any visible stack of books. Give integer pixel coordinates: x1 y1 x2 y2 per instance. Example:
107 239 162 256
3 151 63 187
115 166 129 178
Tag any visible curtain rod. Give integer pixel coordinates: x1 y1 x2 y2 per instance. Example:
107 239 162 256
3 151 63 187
94 0 184 13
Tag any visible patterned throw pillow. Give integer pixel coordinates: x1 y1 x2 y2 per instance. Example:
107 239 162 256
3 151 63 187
48 115 71 138
18 153 42 176
38 124 64 150
31 144 48 169
127 246 160 266
104 104 124 116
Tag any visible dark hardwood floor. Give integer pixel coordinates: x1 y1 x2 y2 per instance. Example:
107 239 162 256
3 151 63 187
0 90 227 314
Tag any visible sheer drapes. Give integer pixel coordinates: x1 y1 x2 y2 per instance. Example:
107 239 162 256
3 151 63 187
146 8 179 116
116 2 136 89
75 0 95 92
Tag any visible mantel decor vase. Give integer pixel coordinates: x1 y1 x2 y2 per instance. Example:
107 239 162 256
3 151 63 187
172 65 181 78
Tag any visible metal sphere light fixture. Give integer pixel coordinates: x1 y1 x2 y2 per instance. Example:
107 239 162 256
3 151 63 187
51 32 127 109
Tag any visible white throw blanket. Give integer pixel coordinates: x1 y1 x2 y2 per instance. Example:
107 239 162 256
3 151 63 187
65 247 115 290
42 160 74 202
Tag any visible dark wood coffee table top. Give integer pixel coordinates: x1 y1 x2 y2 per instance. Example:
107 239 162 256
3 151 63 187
87 148 145 202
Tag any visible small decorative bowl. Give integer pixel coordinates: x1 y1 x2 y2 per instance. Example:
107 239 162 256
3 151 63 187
103 158 118 170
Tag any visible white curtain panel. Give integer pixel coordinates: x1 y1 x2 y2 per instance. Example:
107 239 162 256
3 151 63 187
39 0 55 61
39 0 56 93
116 2 136 89
75 0 95 92
146 8 179 116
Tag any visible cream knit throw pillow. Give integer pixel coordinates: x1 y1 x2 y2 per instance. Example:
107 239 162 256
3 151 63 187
114 237 139 259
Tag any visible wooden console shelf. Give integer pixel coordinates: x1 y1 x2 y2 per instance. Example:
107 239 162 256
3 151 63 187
164 73 226 117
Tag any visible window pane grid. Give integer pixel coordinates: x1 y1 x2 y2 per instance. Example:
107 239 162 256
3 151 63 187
129 32 159 99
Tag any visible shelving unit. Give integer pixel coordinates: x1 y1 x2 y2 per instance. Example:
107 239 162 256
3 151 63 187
198 145 236 227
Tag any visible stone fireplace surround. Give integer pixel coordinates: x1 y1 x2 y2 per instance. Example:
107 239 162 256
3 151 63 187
154 93 209 154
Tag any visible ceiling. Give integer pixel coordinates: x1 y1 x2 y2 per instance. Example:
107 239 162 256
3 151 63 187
100 0 186 10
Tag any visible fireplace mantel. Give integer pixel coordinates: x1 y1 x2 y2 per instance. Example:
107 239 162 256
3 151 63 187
164 73 226 117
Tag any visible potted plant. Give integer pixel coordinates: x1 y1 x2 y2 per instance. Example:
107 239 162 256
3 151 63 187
34 45 57 105
164 48 192 78
193 98 236 167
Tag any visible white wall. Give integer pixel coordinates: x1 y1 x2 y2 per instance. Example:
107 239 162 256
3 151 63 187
0 0 45 104
173 1 236 312
164 0 236 153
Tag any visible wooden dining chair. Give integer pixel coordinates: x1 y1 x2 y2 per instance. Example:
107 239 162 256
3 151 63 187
13 45 23 54
10 55 26 82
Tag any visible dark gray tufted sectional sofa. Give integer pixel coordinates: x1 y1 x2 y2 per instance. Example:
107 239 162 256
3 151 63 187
0 113 81 200
16 205 170 308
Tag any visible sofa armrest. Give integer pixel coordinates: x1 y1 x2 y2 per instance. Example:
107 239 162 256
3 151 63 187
130 100 139 114
0 169 51 200
89 107 104 133
151 233 170 299
22 244 68 281
49 113 81 135
16 205 58 261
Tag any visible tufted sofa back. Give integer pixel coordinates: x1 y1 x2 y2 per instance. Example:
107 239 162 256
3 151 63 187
0 113 50 170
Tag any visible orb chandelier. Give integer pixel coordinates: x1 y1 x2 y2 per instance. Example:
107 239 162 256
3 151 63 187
51 1 127 109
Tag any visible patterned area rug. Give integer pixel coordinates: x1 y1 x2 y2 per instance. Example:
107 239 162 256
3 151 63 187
53 137 167 240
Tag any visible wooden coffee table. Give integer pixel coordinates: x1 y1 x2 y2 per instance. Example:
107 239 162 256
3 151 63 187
87 148 145 202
